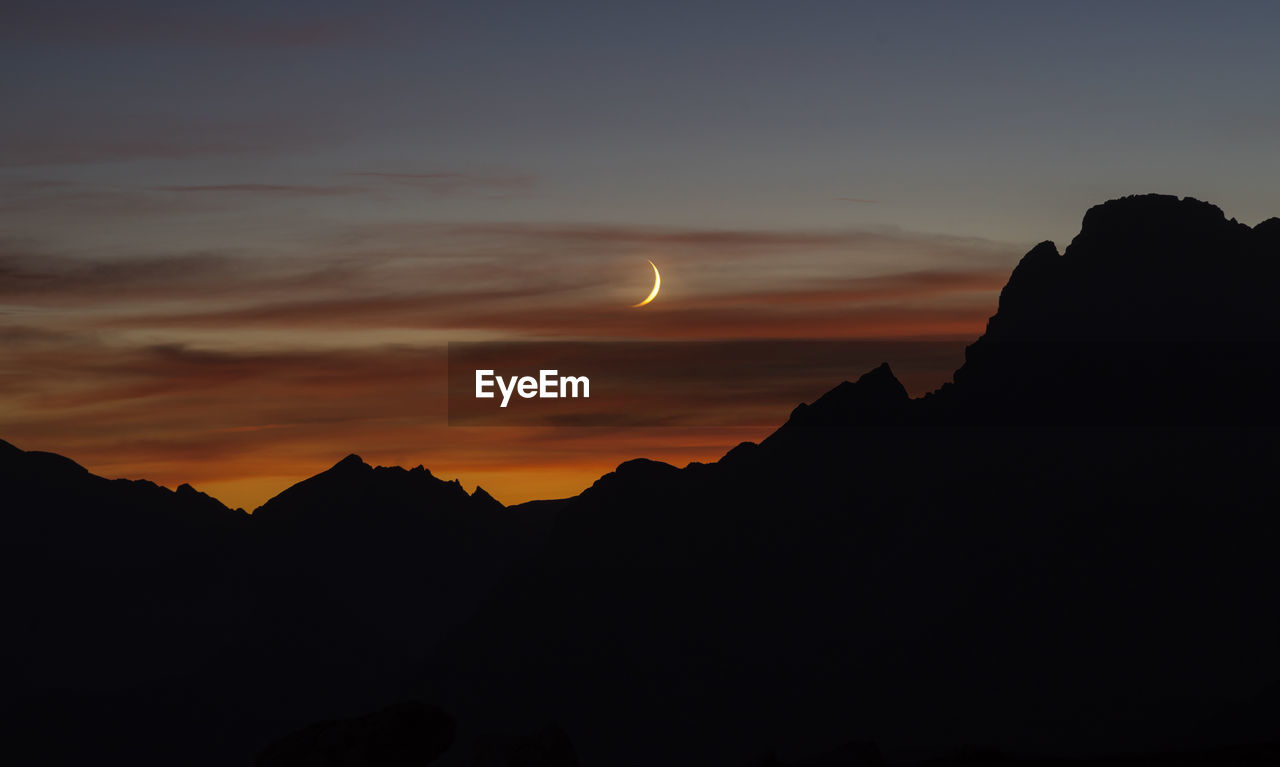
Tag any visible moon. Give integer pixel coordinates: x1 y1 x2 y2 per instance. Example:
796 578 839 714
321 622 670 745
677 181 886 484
632 260 661 307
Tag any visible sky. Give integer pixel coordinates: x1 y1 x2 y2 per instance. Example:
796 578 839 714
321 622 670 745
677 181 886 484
2 0 1278 508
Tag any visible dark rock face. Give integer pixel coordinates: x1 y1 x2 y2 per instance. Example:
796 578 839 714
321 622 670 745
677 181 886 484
257 701 455 767
944 195 1280 426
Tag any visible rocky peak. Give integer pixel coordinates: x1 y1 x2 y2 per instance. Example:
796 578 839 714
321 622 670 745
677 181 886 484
470 485 504 511
783 362 910 428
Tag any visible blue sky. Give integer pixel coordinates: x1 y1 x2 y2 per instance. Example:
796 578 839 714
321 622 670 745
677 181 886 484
6 1 1278 241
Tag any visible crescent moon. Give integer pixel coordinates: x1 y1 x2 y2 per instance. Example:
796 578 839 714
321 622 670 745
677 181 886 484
632 260 661 307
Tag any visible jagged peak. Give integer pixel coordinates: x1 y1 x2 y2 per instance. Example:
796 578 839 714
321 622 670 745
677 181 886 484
471 485 504 509
814 362 908 407
328 454 370 472
1253 217 1280 242
780 362 909 429
854 361 904 389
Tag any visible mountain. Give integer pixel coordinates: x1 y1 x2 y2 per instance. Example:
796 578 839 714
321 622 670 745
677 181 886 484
1 447 559 765
1 438 247 692
246 454 561 741
935 195 1280 426
6 195 1280 765
415 196 1280 765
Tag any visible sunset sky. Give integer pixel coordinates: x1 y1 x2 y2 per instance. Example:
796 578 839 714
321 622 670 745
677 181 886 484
3 1 1279 508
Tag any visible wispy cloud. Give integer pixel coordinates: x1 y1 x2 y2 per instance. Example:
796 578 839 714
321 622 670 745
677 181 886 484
153 183 362 196
428 221 1014 263
0 219 1019 509
347 171 538 196
97 277 999 340
0 119 340 167
0 224 1016 329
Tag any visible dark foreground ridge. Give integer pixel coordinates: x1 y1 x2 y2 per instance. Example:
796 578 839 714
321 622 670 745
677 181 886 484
4 195 1279 765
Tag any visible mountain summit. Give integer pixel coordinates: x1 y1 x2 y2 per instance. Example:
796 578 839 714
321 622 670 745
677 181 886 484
942 194 1280 425
781 362 910 428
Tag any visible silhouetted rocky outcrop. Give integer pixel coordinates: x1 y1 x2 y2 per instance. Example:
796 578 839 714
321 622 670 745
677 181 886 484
254 453 501 524
780 362 909 428
940 195 1280 425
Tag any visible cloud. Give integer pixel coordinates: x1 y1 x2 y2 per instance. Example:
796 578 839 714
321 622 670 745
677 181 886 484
693 269 1011 306
0 223 1015 339
0 249 265 304
0 187 225 217
97 284 997 342
0 242 596 308
0 219 1019 509
346 172 538 196
0 178 75 191
152 183 363 196
0 120 338 167
445 222 857 249
427 221 1018 265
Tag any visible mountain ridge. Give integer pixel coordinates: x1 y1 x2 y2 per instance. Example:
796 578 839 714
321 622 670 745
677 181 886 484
412 194 1280 766
6 194 1280 766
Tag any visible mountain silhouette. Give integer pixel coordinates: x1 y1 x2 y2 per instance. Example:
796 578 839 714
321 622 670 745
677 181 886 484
415 195 1280 765
1 447 558 764
6 195 1280 765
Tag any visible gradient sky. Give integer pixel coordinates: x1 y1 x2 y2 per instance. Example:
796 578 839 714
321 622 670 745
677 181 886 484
3 1 1278 508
